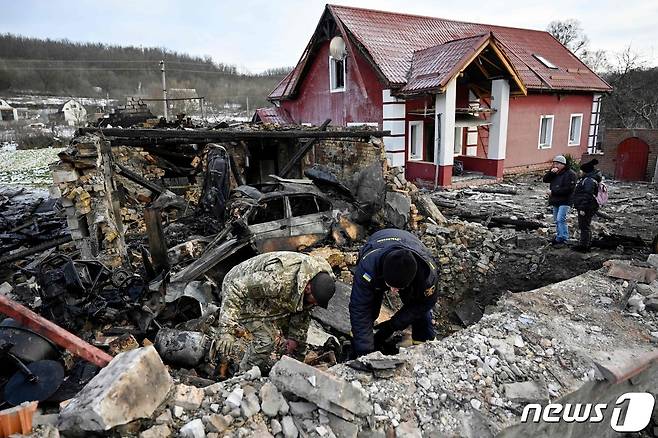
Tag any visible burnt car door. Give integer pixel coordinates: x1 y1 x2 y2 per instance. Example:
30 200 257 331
285 194 335 250
247 196 293 252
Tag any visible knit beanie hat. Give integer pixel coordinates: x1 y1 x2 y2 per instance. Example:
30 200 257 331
383 249 418 289
580 159 599 173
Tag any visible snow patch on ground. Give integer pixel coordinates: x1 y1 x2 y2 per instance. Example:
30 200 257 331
0 148 63 186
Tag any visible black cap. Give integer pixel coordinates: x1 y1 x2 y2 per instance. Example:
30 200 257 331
580 159 599 173
383 249 417 289
310 272 335 309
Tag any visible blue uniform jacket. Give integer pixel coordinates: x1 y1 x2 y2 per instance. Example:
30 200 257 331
349 229 439 354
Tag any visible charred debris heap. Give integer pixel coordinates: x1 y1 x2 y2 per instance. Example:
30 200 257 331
0 121 506 437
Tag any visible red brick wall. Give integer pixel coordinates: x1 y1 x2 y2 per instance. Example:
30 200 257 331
582 128 658 181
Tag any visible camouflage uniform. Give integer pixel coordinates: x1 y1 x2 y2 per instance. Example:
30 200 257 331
218 251 334 372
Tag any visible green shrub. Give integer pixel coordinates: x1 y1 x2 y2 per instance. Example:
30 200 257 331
564 153 580 172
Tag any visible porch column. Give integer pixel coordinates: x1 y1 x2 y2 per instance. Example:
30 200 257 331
488 78 509 178
382 89 406 168
434 77 456 187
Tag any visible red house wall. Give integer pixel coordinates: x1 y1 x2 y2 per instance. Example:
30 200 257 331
279 41 384 126
505 93 593 168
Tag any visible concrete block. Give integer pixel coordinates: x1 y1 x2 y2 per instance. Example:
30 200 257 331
259 382 288 417
328 413 358 438
179 418 205 438
648 254 658 269
58 346 173 432
172 384 205 410
140 424 172 438
281 416 298 438
53 169 79 184
502 381 548 404
202 414 233 433
269 356 372 420
49 185 62 199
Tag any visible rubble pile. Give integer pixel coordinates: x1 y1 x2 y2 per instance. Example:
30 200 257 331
381 166 498 299
19 255 657 438
331 257 658 436
50 135 202 266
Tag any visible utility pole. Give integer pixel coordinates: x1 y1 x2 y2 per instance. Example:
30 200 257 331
159 60 168 121
246 96 249 117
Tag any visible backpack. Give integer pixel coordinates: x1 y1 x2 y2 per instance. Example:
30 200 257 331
596 180 609 206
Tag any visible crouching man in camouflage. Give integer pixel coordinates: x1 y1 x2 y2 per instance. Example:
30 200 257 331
216 251 336 374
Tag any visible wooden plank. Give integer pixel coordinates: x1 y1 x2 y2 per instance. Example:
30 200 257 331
0 294 113 367
279 119 331 178
79 127 390 140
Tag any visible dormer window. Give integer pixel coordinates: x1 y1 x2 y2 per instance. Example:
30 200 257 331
329 56 345 92
534 54 558 69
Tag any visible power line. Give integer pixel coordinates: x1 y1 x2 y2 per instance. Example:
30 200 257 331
0 66 155 71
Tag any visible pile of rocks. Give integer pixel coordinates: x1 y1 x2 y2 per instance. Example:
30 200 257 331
53 346 375 438
420 219 498 297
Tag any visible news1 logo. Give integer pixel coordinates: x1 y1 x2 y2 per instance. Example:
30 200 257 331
521 392 655 432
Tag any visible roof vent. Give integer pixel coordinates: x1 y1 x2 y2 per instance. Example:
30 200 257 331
534 54 558 69
329 36 347 60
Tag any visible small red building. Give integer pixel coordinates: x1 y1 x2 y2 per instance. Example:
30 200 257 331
263 5 612 187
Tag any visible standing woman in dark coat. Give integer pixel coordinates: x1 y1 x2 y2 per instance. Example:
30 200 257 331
572 159 601 252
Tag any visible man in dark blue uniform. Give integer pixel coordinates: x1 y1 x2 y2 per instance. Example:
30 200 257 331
349 228 439 357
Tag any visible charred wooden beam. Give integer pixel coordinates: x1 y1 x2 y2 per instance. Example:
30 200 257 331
115 163 165 195
279 119 331 178
79 127 390 141
144 206 170 274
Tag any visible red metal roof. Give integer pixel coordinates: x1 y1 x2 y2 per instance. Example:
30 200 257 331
269 5 611 100
252 107 295 125
401 34 490 94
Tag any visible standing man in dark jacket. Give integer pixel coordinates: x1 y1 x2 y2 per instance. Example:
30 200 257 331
542 155 577 246
349 229 439 357
572 159 601 252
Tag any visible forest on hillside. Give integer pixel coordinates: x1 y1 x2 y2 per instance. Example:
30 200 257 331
0 34 291 110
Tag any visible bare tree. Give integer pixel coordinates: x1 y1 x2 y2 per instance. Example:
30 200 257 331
602 46 658 129
546 19 610 72
547 19 589 55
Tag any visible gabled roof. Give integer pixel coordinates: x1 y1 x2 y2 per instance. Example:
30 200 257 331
269 5 611 100
0 99 14 110
400 33 527 95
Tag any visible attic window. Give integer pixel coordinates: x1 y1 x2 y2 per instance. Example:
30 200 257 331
329 56 346 92
534 54 558 69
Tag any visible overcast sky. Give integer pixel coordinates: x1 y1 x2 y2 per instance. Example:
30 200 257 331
2 0 656 72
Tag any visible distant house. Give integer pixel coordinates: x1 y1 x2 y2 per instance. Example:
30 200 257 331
168 88 201 116
264 5 612 187
0 99 18 121
60 99 88 127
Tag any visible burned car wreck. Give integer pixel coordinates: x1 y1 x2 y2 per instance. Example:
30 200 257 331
172 175 361 285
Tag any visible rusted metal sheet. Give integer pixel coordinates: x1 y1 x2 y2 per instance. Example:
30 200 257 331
253 107 296 125
0 294 113 367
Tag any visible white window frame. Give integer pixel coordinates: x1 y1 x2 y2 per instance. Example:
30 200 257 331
329 56 346 93
538 115 554 149
568 113 583 146
408 121 423 161
454 127 463 156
